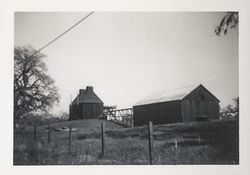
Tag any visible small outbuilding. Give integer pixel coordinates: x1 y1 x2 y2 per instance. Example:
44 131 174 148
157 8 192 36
69 86 104 120
133 84 220 126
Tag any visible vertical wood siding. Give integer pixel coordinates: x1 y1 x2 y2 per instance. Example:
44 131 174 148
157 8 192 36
69 103 103 120
133 101 182 126
182 86 219 121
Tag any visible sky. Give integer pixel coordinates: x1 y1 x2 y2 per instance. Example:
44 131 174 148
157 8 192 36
14 12 239 113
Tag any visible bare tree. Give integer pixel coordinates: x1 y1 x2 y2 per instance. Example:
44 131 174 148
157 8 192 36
14 45 60 125
215 12 239 35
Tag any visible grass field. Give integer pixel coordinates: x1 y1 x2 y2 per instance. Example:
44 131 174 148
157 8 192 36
14 119 239 165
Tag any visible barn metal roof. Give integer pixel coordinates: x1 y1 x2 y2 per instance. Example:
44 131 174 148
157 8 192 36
134 84 202 106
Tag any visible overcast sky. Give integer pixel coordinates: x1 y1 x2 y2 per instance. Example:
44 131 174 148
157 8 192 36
14 12 238 113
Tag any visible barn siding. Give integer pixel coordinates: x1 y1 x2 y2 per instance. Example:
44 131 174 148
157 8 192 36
69 104 81 120
133 101 182 126
181 86 219 121
69 103 103 120
82 103 103 119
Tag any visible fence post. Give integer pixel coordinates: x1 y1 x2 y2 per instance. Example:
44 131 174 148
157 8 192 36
174 140 178 164
148 121 154 165
68 125 72 151
48 126 51 144
101 122 105 158
33 125 37 142
175 140 178 149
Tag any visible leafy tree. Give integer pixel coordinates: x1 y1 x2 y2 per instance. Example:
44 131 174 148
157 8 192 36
220 97 239 119
215 12 239 35
14 45 60 125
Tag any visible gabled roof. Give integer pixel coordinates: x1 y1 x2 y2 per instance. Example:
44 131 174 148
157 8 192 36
134 84 219 106
71 87 103 105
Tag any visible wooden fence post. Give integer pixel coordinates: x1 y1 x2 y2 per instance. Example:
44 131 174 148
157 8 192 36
148 121 154 165
48 127 51 144
101 122 105 158
68 125 72 151
175 140 178 149
33 125 37 142
174 140 178 164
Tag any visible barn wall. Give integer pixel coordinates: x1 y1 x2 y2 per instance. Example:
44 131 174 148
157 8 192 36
133 101 182 126
181 86 220 121
69 103 103 120
82 103 103 119
69 104 81 120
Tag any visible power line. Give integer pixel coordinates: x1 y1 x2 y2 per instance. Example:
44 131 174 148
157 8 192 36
29 11 94 58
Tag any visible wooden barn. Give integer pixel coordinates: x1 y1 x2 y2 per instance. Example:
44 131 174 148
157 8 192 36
133 84 220 126
69 86 104 120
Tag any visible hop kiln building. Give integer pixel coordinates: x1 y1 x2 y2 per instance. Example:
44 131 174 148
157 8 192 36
69 86 103 120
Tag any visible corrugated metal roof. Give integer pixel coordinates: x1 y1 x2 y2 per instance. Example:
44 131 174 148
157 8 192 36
71 87 103 105
134 84 201 106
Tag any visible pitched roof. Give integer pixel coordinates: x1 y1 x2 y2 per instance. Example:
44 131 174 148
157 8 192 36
71 87 103 105
134 84 217 106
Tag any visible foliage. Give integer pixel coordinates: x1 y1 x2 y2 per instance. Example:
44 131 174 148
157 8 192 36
14 45 60 122
215 12 238 35
220 97 239 119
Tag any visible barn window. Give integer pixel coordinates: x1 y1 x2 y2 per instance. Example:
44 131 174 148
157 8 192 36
201 94 205 101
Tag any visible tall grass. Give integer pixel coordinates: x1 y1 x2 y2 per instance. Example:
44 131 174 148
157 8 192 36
14 119 239 165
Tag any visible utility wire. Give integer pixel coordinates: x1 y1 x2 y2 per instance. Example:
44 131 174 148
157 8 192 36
29 11 94 58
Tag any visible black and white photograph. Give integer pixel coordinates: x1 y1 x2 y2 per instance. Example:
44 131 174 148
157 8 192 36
13 11 239 165
1 0 250 174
